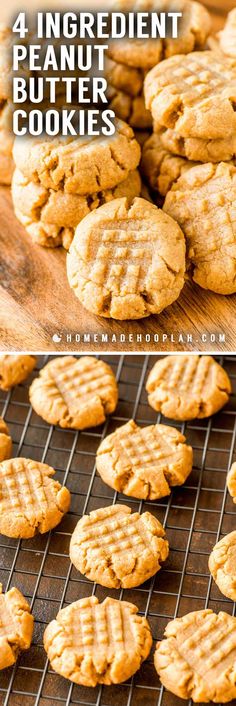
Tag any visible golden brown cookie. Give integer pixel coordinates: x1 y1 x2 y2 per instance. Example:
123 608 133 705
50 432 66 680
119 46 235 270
146 355 231 421
29 356 118 430
227 462 236 503
219 9 236 59
107 86 152 130
0 418 12 462
70 504 169 588
12 168 141 249
67 196 186 320
154 609 236 702
163 162 236 294
96 420 193 500
153 125 236 164
44 595 152 686
105 56 144 97
107 1 211 69
0 457 71 538
0 354 36 390
13 120 141 195
145 51 236 141
141 133 197 196
0 25 11 100
0 584 34 670
209 531 236 601
0 101 14 185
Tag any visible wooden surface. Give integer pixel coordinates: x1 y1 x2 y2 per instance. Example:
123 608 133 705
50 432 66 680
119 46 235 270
1 7 234 353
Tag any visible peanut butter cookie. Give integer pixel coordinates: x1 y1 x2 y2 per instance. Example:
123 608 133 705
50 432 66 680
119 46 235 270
163 162 236 294
96 420 193 499
0 584 34 670
209 531 236 601
70 504 169 588
153 125 236 164
146 355 231 420
13 120 141 196
227 462 236 503
154 609 236 702
107 1 211 69
145 51 236 141
141 133 197 196
44 595 152 686
105 56 144 97
67 197 186 320
0 418 12 462
0 457 71 538
0 25 11 100
107 86 152 130
0 354 36 390
12 168 141 249
29 356 118 429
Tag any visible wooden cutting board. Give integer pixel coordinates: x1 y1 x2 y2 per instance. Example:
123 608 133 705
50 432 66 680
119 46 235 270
1 6 234 353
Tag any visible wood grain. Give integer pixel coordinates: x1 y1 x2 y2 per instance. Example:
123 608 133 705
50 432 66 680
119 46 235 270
0 7 233 353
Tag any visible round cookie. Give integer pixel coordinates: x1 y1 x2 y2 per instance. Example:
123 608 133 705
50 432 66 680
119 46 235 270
219 9 236 59
154 609 236 702
13 120 141 195
29 356 118 430
70 504 169 588
163 162 236 294
227 462 236 504
146 355 231 421
67 196 186 320
107 86 152 130
153 125 236 164
0 101 14 185
0 354 36 390
145 51 236 141
12 168 141 249
209 531 236 601
44 595 152 686
107 1 211 69
141 133 197 197
0 418 12 462
96 419 193 500
0 583 34 670
0 457 71 538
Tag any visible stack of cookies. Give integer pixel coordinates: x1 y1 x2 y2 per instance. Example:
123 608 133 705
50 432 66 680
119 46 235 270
105 0 211 137
12 120 141 248
142 44 236 296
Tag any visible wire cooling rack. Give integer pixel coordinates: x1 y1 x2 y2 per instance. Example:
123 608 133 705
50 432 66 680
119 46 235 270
0 354 236 706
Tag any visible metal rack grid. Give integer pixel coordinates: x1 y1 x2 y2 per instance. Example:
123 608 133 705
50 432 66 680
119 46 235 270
0 353 236 706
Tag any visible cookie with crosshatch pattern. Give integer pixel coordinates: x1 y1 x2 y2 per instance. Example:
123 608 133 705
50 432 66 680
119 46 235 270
0 417 12 462
70 504 169 588
209 530 236 601
146 355 231 421
29 356 118 430
44 595 152 686
145 51 236 142
0 457 71 538
0 354 36 391
0 583 34 670
154 609 236 702
67 197 186 320
96 419 193 500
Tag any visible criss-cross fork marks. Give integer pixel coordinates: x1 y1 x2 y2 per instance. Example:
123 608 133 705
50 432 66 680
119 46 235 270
73 506 163 563
155 355 214 399
87 223 155 295
43 357 116 415
112 423 182 470
0 459 56 516
175 612 236 679
60 598 141 658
